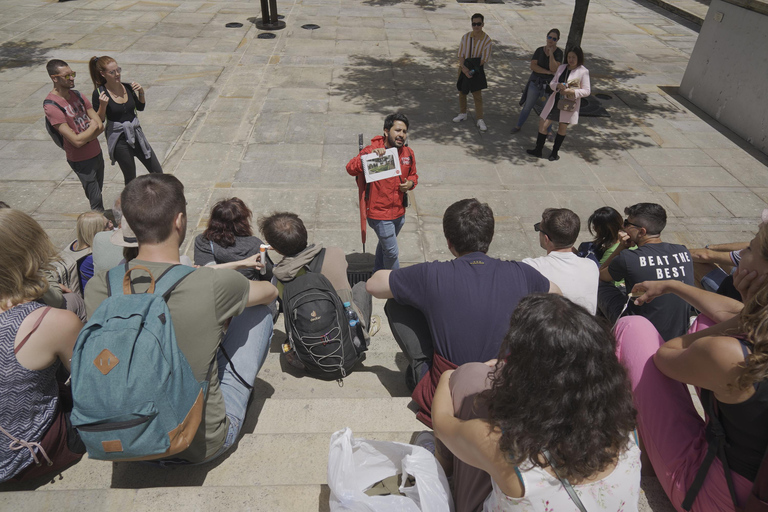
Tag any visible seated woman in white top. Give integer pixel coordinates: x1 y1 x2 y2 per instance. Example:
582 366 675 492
432 294 641 511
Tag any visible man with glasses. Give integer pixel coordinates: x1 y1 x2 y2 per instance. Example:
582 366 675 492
598 202 693 340
453 13 492 132
522 208 599 314
44 59 105 211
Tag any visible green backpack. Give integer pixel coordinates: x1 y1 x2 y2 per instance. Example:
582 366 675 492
70 264 208 461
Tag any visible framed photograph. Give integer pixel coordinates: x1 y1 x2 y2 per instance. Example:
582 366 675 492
361 148 402 183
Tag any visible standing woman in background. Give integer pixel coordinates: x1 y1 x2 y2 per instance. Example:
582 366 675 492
527 46 591 162
89 56 162 185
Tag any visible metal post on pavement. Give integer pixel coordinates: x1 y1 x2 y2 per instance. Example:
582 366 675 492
255 0 286 30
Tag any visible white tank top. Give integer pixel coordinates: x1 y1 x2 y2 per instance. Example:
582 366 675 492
483 438 641 511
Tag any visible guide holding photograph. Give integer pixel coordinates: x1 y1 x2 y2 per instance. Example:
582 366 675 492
346 113 418 272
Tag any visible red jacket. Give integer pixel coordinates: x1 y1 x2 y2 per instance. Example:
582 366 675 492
346 136 418 221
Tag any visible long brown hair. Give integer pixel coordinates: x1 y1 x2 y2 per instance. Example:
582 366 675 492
89 55 116 89
738 223 768 388
0 209 58 307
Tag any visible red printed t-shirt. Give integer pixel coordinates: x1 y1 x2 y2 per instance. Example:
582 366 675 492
44 91 101 162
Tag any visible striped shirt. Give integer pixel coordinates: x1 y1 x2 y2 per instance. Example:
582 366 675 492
458 32 492 64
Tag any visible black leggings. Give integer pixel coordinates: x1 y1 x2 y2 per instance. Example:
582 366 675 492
113 136 163 185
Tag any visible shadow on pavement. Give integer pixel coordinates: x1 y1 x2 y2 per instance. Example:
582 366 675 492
333 42 680 164
0 40 63 72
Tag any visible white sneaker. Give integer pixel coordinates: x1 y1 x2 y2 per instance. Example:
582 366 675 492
453 113 467 123
477 119 487 132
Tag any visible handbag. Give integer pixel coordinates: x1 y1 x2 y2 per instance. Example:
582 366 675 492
557 98 578 111
556 69 579 111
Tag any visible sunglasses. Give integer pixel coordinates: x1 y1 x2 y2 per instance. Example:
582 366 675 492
53 71 76 79
534 222 551 238
547 35 558 41
106 67 122 76
623 219 643 229
472 22 483 26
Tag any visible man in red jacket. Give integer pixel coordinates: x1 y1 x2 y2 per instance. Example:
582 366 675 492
346 113 418 272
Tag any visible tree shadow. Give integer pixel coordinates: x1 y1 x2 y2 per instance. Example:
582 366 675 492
362 0 448 11
332 42 681 164
0 40 64 72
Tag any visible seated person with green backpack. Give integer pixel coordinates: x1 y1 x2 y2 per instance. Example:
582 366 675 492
258 212 379 380
79 175 278 463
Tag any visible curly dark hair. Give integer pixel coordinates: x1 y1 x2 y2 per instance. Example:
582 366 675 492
483 294 636 481
203 198 253 248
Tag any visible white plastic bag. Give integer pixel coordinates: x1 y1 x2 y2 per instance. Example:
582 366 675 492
327 427 454 512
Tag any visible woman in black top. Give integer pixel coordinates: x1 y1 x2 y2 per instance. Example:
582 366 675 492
89 56 162 185
616 222 768 511
511 28 563 134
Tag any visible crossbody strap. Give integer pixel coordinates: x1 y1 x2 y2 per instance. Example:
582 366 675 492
542 449 588 512
682 390 739 510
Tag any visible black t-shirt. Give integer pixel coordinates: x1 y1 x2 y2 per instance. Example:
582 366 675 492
91 83 144 123
531 46 564 81
609 242 694 341
389 252 550 365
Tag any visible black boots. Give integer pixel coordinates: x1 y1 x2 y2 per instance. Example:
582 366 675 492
526 132 547 158
549 134 566 161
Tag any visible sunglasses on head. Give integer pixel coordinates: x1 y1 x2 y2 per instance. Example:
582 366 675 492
547 35 558 41
472 22 483 26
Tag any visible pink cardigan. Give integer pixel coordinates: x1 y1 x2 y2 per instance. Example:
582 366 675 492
539 64 591 125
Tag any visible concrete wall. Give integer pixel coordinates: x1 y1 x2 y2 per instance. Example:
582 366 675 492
679 0 768 155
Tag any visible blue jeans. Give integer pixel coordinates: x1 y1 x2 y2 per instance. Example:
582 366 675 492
368 216 405 272
208 305 273 460
516 80 549 129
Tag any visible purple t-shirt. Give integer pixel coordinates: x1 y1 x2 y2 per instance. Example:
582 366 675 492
389 252 550 365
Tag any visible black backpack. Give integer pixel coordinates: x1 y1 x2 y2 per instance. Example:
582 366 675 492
43 90 86 150
282 250 366 380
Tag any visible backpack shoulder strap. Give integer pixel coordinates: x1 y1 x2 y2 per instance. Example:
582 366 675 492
151 264 196 300
307 248 326 274
107 264 128 297
43 99 66 113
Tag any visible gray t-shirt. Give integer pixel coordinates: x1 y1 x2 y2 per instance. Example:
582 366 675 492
92 231 124 272
85 261 250 462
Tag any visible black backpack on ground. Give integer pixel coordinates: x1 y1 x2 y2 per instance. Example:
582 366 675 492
282 250 366 380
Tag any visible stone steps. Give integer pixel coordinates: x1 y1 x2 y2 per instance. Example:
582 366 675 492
0 298 677 511
0 485 332 512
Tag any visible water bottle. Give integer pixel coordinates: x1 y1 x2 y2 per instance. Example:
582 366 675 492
343 302 363 350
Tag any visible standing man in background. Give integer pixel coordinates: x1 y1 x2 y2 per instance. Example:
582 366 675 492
44 59 105 211
346 113 418 272
453 13 493 132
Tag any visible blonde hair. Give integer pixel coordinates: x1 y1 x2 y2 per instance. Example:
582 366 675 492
0 209 58 306
89 55 116 89
76 211 107 250
738 222 768 388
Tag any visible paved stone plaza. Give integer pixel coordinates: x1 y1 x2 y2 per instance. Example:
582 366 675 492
0 0 766 509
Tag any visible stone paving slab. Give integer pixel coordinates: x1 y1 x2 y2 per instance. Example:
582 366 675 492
0 0 767 509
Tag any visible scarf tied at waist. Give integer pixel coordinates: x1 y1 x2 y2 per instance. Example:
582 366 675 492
106 117 152 165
